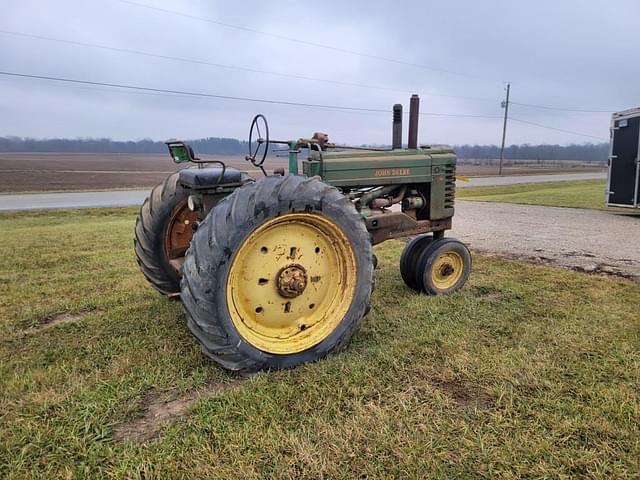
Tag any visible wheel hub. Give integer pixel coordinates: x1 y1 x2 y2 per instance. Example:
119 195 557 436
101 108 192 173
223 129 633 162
164 201 198 275
276 264 308 298
440 264 455 277
432 251 464 289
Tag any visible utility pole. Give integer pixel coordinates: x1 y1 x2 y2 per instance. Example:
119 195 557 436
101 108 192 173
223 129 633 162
498 82 510 176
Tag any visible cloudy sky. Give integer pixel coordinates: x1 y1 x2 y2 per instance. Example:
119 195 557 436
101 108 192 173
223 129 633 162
1 0 638 146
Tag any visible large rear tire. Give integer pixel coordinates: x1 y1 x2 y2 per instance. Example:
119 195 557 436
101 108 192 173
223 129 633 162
181 175 374 372
134 173 196 295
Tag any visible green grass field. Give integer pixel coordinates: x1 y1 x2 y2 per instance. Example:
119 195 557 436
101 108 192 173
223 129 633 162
1 208 639 479
458 179 611 210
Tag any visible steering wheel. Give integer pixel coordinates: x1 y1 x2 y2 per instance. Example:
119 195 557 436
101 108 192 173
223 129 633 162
247 114 270 167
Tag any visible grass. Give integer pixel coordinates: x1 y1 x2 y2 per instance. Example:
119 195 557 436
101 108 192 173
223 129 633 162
1 208 639 479
457 179 613 210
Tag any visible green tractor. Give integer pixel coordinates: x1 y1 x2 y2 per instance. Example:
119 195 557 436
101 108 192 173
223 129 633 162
134 94 471 372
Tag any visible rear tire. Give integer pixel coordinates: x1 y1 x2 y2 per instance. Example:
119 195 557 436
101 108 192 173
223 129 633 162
181 175 374 372
134 173 195 295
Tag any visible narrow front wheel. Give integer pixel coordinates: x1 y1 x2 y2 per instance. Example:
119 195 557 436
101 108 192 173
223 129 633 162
399 234 433 291
415 238 471 295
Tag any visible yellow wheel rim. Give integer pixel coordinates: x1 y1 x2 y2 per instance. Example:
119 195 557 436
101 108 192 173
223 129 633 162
431 251 464 290
226 213 357 354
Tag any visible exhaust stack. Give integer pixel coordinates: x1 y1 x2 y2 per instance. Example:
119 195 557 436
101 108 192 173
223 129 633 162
392 104 402 149
407 94 420 149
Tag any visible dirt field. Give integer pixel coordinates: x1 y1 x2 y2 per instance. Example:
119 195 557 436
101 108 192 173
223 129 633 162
0 153 605 193
0 153 276 193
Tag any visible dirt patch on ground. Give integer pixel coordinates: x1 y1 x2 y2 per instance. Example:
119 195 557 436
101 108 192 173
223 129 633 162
432 378 495 410
478 250 638 282
569 262 638 280
114 379 245 443
22 310 100 335
470 285 505 302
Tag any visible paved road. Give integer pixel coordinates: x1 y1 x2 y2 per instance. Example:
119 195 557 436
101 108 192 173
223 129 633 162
0 172 606 211
0 189 150 211
459 171 604 187
452 201 640 280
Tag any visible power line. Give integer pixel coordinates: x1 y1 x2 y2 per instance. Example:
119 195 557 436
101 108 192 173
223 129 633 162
0 29 498 104
0 76 398 118
2 70 603 140
0 71 607 143
508 116 607 141
0 70 503 120
104 3 622 115
3 30 617 117
113 0 501 83
510 101 614 114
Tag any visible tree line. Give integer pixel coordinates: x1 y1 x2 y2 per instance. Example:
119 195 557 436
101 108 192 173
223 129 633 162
0 136 609 161
0 137 250 155
454 143 608 162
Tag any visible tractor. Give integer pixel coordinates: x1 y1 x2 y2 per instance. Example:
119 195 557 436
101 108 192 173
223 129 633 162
134 94 471 372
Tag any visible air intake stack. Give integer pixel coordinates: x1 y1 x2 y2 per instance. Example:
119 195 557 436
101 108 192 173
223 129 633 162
407 94 420 149
392 104 403 149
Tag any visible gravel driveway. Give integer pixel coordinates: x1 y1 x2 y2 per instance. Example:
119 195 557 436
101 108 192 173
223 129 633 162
451 201 640 280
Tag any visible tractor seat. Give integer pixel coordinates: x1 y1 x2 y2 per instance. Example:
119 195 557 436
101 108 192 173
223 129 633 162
178 167 246 189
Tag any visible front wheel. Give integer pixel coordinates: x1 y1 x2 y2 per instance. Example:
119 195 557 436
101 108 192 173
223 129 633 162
399 234 434 291
415 238 471 295
181 175 374 372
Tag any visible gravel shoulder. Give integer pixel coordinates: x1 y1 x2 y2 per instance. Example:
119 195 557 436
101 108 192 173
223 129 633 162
452 201 640 280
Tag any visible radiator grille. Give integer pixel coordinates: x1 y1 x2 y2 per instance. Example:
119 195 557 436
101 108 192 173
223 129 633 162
444 165 456 209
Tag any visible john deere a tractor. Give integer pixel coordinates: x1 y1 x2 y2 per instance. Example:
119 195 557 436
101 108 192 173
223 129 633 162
134 95 471 372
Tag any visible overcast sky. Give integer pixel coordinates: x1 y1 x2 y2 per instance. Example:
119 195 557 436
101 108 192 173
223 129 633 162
1 0 638 145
